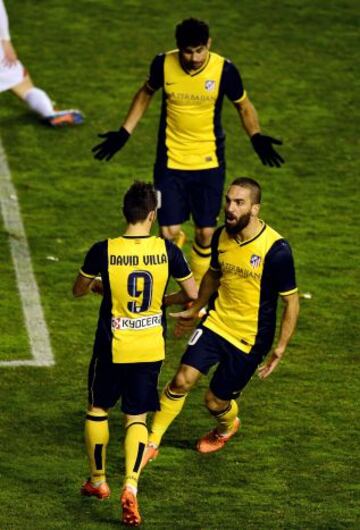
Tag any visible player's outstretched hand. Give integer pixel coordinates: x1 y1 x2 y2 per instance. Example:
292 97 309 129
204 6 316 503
258 348 284 379
251 133 284 167
169 306 200 338
92 127 130 161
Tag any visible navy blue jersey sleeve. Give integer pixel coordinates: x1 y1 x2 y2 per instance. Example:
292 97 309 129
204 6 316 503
80 240 107 278
266 240 297 294
147 54 165 91
221 60 245 102
165 239 192 281
210 226 223 270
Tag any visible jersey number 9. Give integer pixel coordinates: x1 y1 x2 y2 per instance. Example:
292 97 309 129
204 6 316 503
127 271 153 313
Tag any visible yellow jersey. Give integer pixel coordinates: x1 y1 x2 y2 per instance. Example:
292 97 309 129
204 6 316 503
204 223 297 353
80 235 192 363
147 50 246 170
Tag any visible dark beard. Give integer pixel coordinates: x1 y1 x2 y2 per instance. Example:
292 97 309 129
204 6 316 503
225 212 251 235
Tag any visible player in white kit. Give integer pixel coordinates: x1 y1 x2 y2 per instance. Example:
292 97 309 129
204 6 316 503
0 0 84 126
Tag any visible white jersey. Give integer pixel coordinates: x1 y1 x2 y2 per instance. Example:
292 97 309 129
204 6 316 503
0 0 26 92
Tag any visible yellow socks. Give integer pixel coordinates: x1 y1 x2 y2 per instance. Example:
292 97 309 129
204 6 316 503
190 239 211 286
124 420 148 491
210 400 239 435
149 385 188 447
85 410 109 484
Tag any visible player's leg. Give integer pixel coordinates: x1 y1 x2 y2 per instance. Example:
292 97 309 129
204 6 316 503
197 341 264 453
121 361 162 526
190 166 225 285
196 389 240 454
161 224 187 249
121 412 147 527
11 75 55 117
147 363 202 450
81 404 111 498
81 353 114 498
190 225 214 286
11 73 84 125
144 326 220 464
123 413 148 494
155 167 190 249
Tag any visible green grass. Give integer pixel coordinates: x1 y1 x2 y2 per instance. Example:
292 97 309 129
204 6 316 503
0 0 359 528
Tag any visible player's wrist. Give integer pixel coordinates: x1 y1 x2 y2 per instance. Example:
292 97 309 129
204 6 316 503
273 346 285 358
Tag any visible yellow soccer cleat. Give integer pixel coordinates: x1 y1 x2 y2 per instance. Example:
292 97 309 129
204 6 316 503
196 417 240 454
121 487 142 527
80 479 111 499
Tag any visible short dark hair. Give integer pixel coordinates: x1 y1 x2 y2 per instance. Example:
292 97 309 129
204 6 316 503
230 177 262 204
123 181 157 224
175 18 210 49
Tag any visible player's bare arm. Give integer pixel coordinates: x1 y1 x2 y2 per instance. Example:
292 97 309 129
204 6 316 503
92 83 154 161
235 95 285 167
258 292 300 379
163 276 198 307
235 95 260 137
72 273 101 297
170 268 220 319
122 83 154 133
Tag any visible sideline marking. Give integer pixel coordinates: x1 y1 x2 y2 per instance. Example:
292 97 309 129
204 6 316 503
0 138 54 367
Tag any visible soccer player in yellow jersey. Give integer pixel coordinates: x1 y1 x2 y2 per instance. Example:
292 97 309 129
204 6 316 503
141 177 299 465
73 182 197 526
92 18 284 286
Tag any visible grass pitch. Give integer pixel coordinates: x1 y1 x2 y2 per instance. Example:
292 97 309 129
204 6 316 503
0 0 359 528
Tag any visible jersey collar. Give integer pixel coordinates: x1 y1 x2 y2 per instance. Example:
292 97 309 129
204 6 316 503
180 52 211 77
234 221 267 247
122 235 152 239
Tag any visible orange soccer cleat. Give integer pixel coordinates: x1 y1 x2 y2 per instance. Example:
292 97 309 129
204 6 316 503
80 479 111 499
47 109 84 127
140 443 159 470
121 487 142 527
196 417 241 454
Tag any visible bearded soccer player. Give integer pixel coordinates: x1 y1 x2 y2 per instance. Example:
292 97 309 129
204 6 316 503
0 0 83 126
92 18 284 287
141 177 299 466
73 182 197 527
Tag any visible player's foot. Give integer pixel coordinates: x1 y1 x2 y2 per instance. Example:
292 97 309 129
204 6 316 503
80 479 111 499
196 417 240 454
174 230 187 249
46 109 84 127
121 487 141 527
140 442 159 470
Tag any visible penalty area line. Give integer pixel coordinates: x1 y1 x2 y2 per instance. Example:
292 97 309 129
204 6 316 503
0 137 54 367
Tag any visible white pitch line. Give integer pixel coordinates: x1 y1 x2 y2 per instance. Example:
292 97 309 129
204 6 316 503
0 137 54 367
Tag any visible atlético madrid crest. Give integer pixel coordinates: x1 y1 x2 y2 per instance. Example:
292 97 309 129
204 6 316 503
250 254 261 268
205 80 216 91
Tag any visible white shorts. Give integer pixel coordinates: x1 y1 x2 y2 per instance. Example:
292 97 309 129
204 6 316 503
0 46 26 92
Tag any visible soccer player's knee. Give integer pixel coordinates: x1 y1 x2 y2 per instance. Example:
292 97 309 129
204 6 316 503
161 226 180 241
195 227 214 247
204 390 228 412
171 372 193 393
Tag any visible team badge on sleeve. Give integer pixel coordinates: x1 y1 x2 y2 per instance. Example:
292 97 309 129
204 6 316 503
250 254 261 268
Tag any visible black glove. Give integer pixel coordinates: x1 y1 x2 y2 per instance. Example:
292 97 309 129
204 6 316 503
92 126 130 161
251 133 284 167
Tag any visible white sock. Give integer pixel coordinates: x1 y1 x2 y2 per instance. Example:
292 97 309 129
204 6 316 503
124 484 137 496
23 87 55 118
